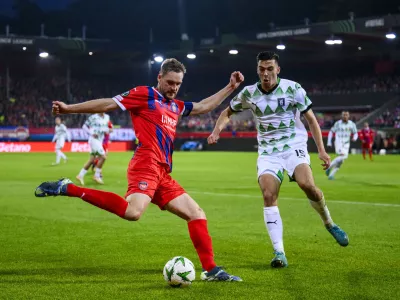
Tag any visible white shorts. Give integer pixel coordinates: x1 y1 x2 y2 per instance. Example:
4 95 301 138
335 141 350 158
257 146 311 183
55 138 65 150
89 139 106 156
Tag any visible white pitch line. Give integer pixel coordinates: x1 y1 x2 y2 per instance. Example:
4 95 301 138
187 191 400 208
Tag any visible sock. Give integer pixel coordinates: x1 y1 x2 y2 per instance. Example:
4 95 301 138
369 149 373 160
309 195 333 225
329 167 340 177
263 206 284 253
78 168 88 178
362 149 366 160
331 156 344 168
66 184 128 218
60 151 67 160
95 167 102 178
55 150 61 163
188 219 216 272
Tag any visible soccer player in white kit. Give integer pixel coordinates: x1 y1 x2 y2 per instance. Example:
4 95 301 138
76 113 111 185
52 117 71 165
326 111 358 180
208 51 349 268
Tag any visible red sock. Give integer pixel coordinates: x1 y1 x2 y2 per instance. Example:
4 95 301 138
67 184 128 218
362 149 366 160
369 149 373 160
188 219 217 272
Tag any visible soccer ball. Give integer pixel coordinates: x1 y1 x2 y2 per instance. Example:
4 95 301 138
163 256 195 287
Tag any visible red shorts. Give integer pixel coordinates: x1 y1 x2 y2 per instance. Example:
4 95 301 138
125 157 185 210
102 143 109 153
362 142 372 149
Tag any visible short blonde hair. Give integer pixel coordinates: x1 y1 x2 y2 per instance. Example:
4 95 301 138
160 58 186 76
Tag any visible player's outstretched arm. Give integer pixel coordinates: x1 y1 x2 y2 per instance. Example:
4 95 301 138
207 107 234 144
190 71 244 115
52 98 118 115
303 109 331 170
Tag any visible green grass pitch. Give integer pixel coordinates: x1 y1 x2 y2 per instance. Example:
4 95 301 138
0 152 399 299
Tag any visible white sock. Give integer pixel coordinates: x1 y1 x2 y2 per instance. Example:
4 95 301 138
263 206 284 254
95 167 102 178
329 167 340 177
309 196 333 225
60 151 67 160
78 168 88 178
55 150 61 163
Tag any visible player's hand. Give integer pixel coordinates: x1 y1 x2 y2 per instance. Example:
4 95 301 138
229 71 244 89
52 101 69 115
207 132 220 144
318 150 331 170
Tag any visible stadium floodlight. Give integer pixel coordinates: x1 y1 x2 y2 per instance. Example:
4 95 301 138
276 44 286 50
386 33 396 39
39 52 49 58
154 55 164 63
22 47 27 51
334 39 342 44
209 49 214 53
89 51 93 56
229 49 239 55
358 46 362 50
187 53 196 59
325 39 335 45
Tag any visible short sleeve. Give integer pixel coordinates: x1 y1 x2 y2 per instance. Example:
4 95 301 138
229 89 250 112
294 84 312 113
84 116 93 127
175 100 193 117
112 87 149 112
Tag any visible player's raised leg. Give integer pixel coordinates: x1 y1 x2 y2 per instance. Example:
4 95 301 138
34 178 152 220
326 153 346 180
293 164 349 247
164 193 242 282
258 172 287 268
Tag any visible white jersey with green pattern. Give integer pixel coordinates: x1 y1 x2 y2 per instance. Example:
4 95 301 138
229 78 312 156
84 114 110 143
330 120 357 144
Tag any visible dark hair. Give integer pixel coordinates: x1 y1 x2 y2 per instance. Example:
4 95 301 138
160 58 186 76
257 51 279 64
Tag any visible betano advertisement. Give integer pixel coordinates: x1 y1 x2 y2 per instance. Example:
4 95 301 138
0 142 132 153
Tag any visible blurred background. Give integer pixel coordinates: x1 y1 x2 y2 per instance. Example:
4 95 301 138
0 0 399 153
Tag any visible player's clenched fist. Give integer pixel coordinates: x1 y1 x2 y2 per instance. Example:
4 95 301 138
207 132 220 144
229 71 245 89
52 101 69 115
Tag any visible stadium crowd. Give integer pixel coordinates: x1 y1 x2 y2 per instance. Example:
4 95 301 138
0 75 399 131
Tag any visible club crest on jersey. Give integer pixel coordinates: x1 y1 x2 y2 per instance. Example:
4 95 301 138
170 102 179 113
138 181 148 190
278 98 285 106
121 91 130 97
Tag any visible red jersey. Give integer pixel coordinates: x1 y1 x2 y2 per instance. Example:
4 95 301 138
360 128 374 144
112 86 193 172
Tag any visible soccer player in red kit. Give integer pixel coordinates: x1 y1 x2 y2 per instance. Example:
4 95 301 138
35 58 244 282
360 122 374 161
